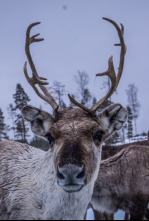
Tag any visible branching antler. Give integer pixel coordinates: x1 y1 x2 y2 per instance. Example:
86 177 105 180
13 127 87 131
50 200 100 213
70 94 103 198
24 19 126 115
69 17 126 115
24 22 59 112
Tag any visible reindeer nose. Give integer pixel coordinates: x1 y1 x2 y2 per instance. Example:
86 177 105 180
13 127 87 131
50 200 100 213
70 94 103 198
57 164 86 192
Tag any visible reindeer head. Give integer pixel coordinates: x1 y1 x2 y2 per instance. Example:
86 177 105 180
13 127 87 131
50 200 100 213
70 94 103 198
22 18 127 193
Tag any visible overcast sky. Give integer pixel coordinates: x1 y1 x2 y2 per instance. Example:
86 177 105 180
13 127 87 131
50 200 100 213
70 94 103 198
0 0 149 135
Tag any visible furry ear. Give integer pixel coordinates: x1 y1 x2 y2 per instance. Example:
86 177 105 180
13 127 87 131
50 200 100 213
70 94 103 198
98 104 128 141
22 105 54 137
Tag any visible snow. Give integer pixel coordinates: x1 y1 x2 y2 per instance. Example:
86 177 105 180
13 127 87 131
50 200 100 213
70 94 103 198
111 135 148 146
114 210 125 220
86 209 126 220
86 209 94 220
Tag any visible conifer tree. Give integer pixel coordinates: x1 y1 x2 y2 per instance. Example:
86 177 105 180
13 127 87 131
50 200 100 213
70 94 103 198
127 106 133 140
7 103 16 140
0 108 9 141
126 84 140 135
13 84 30 142
121 123 127 144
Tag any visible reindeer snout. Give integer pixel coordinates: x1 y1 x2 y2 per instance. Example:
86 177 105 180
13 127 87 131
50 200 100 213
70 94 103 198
57 164 86 193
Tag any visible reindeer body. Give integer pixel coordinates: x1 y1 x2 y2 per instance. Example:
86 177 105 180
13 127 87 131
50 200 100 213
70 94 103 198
102 140 149 160
0 141 100 220
0 104 127 220
91 145 149 220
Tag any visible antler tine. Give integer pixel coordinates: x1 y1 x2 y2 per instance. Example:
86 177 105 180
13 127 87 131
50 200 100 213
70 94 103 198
91 17 126 113
69 57 116 115
68 94 93 114
91 56 117 110
24 22 59 112
69 18 126 115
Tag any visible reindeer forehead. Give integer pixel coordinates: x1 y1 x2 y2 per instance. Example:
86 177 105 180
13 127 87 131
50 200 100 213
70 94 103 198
51 108 100 137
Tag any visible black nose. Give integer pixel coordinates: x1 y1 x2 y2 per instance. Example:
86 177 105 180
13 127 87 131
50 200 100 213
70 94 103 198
57 164 86 192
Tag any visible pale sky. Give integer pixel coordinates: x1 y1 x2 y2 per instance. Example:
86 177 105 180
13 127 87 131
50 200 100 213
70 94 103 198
0 0 149 135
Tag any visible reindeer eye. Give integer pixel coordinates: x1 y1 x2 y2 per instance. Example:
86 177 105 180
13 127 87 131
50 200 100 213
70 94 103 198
46 133 55 145
93 131 104 143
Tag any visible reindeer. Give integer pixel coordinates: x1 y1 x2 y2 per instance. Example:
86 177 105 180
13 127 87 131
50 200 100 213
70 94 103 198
91 145 149 220
86 140 149 220
102 139 149 160
0 18 127 220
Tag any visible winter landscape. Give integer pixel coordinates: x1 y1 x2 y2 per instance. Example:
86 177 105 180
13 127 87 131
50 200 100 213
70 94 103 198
0 1 149 220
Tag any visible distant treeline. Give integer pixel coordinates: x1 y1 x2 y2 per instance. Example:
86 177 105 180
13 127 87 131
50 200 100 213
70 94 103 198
0 71 145 147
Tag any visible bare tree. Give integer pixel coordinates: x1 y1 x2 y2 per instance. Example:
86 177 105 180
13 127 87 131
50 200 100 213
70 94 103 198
49 81 66 109
101 75 118 103
74 71 92 106
126 84 140 136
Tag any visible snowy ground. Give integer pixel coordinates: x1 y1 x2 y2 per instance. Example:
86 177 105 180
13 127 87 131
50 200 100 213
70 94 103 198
86 208 125 220
112 135 148 146
114 210 126 220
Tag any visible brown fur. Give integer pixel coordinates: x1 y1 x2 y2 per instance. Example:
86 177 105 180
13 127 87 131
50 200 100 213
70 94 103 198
91 145 149 220
102 140 149 160
49 108 102 184
0 104 127 220
91 140 149 220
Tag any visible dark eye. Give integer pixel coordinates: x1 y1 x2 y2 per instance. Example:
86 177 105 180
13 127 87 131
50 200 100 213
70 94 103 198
46 133 55 145
93 131 104 143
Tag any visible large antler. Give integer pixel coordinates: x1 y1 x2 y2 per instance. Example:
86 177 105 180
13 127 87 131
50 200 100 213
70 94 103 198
69 17 126 115
24 22 59 112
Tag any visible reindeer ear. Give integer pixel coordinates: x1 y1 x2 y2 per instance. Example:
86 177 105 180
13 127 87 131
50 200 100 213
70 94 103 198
98 104 127 141
22 105 54 137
